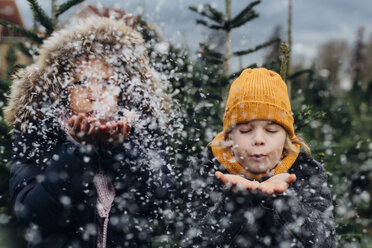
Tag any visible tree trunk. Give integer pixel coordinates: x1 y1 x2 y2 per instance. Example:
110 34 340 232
223 0 231 77
51 0 58 27
287 0 292 99
222 0 232 104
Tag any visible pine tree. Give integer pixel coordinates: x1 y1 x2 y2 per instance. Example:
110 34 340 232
264 25 282 62
351 27 366 84
292 33 372 247
189 0 280 85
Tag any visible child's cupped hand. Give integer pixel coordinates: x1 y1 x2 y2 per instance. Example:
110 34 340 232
68 113 131 148
215 171 296 195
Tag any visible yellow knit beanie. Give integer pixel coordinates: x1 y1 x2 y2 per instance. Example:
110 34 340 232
211 68 299 180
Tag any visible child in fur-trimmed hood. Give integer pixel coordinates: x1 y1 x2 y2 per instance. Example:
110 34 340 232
5 17 176 248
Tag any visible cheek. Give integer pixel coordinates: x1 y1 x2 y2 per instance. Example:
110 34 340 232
98 95 118 114
103 95 117 106
69 91 79 107
272 135 286 156
70 88 86 99
101 87 119 101
231 132 245 146
231 136 249 157
231 144 244 162
71 93 88 106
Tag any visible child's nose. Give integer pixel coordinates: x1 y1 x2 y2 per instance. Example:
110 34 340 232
252 130 265 146
86 80 101 100
253 139 265 146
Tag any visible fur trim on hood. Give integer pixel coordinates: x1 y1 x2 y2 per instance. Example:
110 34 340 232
4 17 169 132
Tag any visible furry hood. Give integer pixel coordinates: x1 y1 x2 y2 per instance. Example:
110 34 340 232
4 17 168 132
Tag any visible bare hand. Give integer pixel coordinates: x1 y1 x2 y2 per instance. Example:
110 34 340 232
215 171 260 190
96 120 131 148
68 114 131 147
215 171 296 195
68 113 100 145
259 173 296 195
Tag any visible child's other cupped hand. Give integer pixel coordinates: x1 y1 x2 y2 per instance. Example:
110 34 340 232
259 173 296 195
215 171 296 195
68 113 131 148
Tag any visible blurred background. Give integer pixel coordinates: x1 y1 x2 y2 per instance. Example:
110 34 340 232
1 0 371 247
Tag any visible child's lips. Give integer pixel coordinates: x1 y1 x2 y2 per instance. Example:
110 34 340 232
249 154 267 161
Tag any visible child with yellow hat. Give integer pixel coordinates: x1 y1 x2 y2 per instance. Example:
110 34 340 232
184 68 336 247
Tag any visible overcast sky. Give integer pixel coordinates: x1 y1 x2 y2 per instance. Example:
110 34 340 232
14 0 372 71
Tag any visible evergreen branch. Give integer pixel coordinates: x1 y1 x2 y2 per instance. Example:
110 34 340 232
0 20 43 44
196 20 223 30
231 0 261 25
28 0 54 35
229 63 258 79
222 20 232 31
57 0 85 16
231 11 259 29
280 42 290 82
189 6 199 13
203 53 224 64
200 43 224 58
262 59 281 72
203 56 224 64
5 44 17 78
0 78 11 92
14 63 27 69
293 106 326 131
199 44 224 64
189 4 224 24
288 69 314 80
203 4 225 24
338 233 363 241
232 38 280 56
16 43 33 58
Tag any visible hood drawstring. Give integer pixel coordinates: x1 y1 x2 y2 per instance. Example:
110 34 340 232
93 161 116 248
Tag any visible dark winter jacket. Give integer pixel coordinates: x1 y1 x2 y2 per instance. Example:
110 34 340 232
9 123 177 248
184 148 336 248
